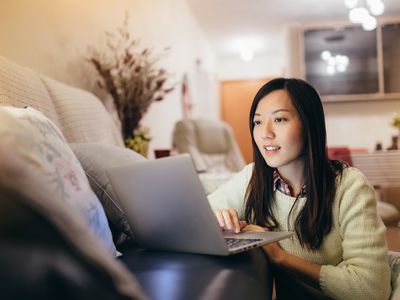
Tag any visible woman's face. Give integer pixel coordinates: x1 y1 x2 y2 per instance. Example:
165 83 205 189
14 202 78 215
252 89 304 174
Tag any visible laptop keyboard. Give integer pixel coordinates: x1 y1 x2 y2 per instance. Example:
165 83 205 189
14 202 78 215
224 237 263 249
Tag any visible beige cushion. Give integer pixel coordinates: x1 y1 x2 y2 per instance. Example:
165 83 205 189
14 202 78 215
173 119 245 173
389 251 400 300
0 106 116 256
70 143 146 245
0 56 61 128
40 75 124 147
380 186 400 212
0 147 147 300
377 201 400 226
195 119 230 153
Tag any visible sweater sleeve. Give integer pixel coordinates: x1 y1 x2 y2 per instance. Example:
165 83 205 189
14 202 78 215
319 168 391 300
207 163 253 219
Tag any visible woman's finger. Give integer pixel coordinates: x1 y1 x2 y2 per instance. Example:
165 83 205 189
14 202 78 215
214 210 226 228
239 220 248 229
228 208 241 233
221 209 233 230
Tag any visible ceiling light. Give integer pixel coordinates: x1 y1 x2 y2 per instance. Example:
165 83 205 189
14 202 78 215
345 0 384 31
349 7 369 23
344 0 358 8
240 48 254 62
362 15 377 30
368 0 385 16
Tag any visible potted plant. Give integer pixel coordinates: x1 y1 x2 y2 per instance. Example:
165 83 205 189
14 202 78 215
88 14 174 156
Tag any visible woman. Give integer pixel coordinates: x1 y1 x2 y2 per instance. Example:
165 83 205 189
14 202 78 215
208 78 391 299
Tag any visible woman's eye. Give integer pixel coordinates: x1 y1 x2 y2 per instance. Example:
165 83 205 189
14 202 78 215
274 118 286 123
253 120 262 126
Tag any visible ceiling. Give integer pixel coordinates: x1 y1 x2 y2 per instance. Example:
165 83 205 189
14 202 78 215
187 0 400 58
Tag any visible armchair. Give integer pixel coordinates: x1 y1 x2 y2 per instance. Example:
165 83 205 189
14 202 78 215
172 118 245 173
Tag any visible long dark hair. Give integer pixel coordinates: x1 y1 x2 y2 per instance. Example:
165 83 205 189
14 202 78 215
245 78 344 250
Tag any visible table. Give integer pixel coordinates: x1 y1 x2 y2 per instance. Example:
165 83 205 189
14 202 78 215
119 247 272 300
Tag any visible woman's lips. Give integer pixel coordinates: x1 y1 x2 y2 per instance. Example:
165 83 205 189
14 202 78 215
263 145 281 152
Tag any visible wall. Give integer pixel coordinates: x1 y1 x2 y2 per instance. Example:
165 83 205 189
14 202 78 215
0 0 218 154
324 100 399 151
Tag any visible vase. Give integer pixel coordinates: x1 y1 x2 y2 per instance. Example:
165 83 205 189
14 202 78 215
387 135 399 150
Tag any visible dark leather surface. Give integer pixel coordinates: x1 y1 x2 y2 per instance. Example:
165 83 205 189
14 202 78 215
0 190 136 300
274 265 331 300
119 247 272 300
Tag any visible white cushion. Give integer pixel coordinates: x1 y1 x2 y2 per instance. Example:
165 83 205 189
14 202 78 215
70 143 147 245
40 75 124 147
389 251 400 300
0 106 116 256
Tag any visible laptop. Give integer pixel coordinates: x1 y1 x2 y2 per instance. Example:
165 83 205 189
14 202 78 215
106 154 292 256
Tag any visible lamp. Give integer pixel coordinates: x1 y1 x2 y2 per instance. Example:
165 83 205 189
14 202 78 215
344 0 385 31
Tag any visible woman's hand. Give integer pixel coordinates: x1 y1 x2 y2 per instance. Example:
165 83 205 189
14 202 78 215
263 242 285 265
214 208 247 233
241 224 285 265
242 224 268 232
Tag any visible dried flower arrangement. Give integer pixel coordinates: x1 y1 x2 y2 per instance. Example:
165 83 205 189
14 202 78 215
88 13 175 142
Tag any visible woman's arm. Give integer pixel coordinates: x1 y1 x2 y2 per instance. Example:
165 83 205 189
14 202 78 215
207 163 253 218
316 168 391 299
264 242 321 287
244 224 321 288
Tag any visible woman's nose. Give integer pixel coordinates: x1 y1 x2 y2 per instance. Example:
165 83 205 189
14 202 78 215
261 122 275 140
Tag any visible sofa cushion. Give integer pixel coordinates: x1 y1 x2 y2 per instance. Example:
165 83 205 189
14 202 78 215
195 119 230 154
0 56 61 128
0 106 116 256
377 200 400 226
69 143 146 245
40 75 124 147
0 157 147 300
389 251 400 300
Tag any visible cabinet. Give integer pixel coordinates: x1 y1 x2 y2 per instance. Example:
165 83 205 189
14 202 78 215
301 20 400 102
383 23 400 93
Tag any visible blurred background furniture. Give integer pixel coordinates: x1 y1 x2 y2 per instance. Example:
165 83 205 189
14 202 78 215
173 118 246 173
173 118 246 194
328 147 400 226
351 150 400 227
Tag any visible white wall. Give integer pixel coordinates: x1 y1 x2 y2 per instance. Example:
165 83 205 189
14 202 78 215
324 100 399 151
0 0 218 154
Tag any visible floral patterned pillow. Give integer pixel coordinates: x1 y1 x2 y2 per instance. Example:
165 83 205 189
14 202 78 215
389 251 400 299
0 106 116 256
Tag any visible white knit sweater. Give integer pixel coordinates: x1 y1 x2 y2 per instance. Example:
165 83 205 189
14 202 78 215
208 164 391 300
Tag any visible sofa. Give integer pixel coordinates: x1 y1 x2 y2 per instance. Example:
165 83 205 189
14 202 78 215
0 56 271 300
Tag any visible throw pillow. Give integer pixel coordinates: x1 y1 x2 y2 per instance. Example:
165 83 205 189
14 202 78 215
0 106 116 256
69 143 146 245
0 147 147 299
389 251 400 299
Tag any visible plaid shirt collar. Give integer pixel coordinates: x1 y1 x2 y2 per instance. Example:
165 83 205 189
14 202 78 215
273 170 307 198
